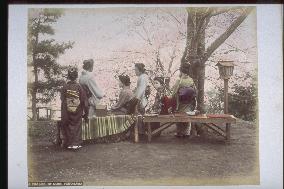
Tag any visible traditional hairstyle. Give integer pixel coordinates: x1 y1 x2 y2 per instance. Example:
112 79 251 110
118 74 131 86
179 63 191 75
67 67 78 81
135 63 146 73
83 59 94 71
153 77 164 85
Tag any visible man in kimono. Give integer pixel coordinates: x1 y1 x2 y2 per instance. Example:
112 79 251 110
79 59 104 118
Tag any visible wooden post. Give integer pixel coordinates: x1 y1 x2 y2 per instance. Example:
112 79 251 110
36 108 39 120
134 116 139 143
226 123 231 142
224 79 229 114
224 79 230 143
147 122 152 142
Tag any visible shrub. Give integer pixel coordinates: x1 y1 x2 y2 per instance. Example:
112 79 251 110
206 79 257 121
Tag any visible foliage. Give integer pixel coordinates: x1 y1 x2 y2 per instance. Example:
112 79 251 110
28 9 74 104
206 73 257 121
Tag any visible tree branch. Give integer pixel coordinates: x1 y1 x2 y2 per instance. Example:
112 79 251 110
210 6 245 17
159 8 182 25
203 7 253 63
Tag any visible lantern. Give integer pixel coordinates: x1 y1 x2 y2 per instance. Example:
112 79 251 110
216 61 235 143
216 61 235 80
216 60 235 115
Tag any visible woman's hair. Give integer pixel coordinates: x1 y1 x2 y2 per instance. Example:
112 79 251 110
67 68 78 81
180 63 191 75
118 74 131 86
153 77 164 85
83 59 94 71
135 63 146 73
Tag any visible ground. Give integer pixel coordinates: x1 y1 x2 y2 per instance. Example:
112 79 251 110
28 119 259 186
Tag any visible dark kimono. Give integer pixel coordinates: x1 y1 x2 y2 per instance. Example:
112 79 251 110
150 87 167 137
61 81 88 147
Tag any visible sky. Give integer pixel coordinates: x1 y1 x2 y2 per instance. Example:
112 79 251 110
28 7 258 113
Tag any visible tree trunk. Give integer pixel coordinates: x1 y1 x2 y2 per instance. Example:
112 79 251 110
31 86 37 120
196 64 205 113
31 29 39 121
183 9 207 113
197 23 206 113
31 66 38 120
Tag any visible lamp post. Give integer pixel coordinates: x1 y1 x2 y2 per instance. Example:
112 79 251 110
216 61 235 142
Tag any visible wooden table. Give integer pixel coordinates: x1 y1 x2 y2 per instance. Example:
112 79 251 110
137 114 237 143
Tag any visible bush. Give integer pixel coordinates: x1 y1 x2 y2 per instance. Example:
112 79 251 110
206 80 257 121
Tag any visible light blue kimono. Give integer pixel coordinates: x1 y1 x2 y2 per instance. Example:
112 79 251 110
134 73 149 109
79 70 104 118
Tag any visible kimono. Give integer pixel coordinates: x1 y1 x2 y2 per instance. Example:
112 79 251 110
171 75 195 136
79 70 104 118
150 87 166 136
134 73 149 114
152 87 165 113
61 81 88 147
134 73 149 134
111 87 134 115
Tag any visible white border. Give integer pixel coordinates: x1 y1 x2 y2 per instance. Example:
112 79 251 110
8 4 283 189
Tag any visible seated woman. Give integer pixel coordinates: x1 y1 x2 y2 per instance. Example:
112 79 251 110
150 77 169 137
152 77 165 113
110 74 134 115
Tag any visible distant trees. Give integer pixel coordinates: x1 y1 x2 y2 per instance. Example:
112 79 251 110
28 9 74 120
112 8 186 78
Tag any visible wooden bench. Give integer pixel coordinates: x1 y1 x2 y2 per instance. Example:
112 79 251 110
136 113 236 143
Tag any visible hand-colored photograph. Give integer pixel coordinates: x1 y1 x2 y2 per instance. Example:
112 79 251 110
27 6 259 186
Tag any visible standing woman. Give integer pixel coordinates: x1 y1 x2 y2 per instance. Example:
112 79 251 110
61 68 88 149
79 59 104 118
171 63 196 137
134 63 149 114
134 63 149 135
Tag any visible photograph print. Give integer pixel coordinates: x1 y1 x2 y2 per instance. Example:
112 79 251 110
27 6 259 186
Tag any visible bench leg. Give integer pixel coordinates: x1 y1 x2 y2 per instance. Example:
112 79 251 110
55 121 62 145
226 123 231 144
147 122 152 142
134 118 139 143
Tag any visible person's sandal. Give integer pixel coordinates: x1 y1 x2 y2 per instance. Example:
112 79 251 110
72 145 82 149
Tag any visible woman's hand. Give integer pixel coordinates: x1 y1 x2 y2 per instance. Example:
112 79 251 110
82 114 89 122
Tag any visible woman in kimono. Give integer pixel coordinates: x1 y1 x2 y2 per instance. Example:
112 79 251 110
111 74 134 114
61 68 88 149
134 63 149 135
79 59 104 118
152 77 167 113
134 63 149 114
171 64 196 137
93 75 134 143
150 77 168 137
